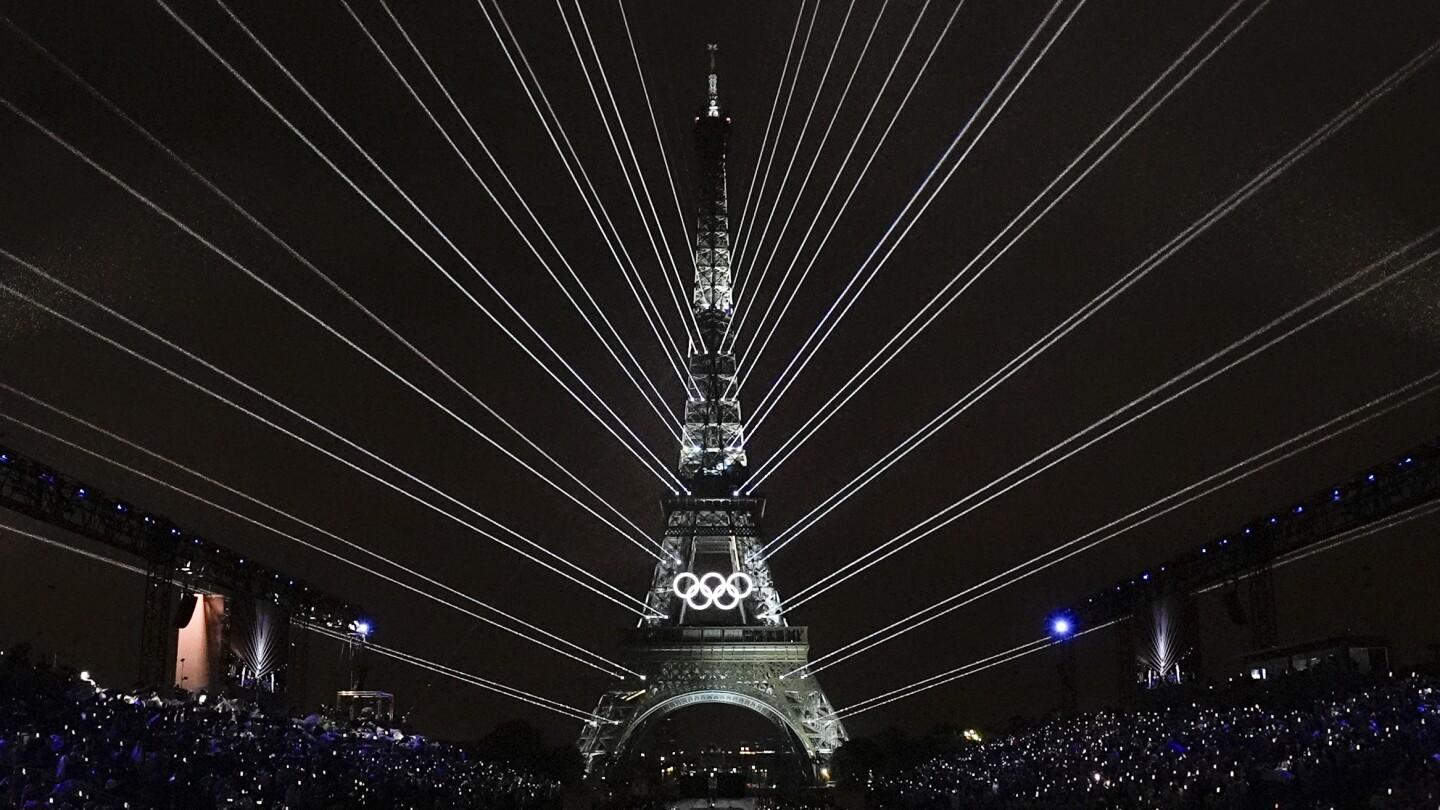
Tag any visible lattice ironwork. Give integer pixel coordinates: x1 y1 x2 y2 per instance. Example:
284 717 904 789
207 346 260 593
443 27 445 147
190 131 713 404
580 46 844 783
0 444 362 688
1059 437 1440 633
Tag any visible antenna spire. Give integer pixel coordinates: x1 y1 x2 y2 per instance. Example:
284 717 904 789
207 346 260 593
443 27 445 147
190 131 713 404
706 43 721 117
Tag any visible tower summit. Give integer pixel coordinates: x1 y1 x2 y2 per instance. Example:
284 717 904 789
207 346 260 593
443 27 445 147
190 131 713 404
681 42 746 486
579 46 845 783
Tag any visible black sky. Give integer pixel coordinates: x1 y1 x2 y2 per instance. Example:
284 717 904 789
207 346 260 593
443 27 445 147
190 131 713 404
1 0 1439 745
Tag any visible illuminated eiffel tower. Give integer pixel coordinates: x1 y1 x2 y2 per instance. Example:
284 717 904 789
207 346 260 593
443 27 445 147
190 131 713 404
578 45 846 783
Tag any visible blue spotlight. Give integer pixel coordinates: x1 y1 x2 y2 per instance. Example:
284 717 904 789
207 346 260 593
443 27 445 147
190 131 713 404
1049 616 1074 639
350 620 373 638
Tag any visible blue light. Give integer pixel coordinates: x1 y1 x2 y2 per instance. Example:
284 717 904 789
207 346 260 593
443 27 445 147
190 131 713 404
1294 505 1304 514
1141 572 1150 581
76 488 87 498
352 620 373 637
0 453 9 464
1050 617 1074 638
1367 473 1377 482
1332 489 1343 501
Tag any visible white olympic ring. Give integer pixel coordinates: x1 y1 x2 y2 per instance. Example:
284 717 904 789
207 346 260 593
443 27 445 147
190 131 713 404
672 571 754 611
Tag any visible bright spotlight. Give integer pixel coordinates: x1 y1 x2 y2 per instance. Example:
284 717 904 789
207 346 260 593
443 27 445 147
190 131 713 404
350 620 373 638
1049 616 1074 638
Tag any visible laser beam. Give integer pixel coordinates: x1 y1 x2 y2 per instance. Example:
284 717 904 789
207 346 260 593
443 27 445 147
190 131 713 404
727 2 806 297
0 252 658 618
0 395 636 678
830 622 1119 720
762 224 1440 561
0 22 668 560
0 518 627 705
723 0 861 355
747 18 1436 493
157 0 684 492
728 0 946 378
349 0 680 439
478 0 698 400
556 0 706 354
729 0 821 305
743 0 1085 446
790 369 1440 676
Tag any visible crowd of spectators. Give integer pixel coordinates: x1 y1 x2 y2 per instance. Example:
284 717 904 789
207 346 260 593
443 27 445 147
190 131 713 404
10 641 1440 810
0 645 560 809
863 674 1440 808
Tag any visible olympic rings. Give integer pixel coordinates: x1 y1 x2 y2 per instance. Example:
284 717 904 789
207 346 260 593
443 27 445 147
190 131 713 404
672 571 754 611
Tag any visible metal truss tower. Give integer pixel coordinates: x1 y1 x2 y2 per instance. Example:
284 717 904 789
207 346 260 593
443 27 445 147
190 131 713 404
579 45 846 783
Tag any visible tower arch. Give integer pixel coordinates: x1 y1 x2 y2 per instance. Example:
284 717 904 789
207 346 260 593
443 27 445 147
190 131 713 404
610 690 815 766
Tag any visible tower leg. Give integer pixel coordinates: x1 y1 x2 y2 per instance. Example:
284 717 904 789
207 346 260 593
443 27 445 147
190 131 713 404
1180 590 1204 681
1116 614 1137 707
288 622 311 711
1247 564 1279 650
1057 641 1078 714
138 558 176 688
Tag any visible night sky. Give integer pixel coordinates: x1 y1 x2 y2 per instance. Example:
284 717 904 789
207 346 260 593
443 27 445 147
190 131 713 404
2 0 1440 749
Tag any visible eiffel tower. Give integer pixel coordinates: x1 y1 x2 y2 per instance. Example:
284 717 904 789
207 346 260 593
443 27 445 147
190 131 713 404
578 45 846 783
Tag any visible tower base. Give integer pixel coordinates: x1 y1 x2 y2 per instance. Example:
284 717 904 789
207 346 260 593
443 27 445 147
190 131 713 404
578 625 845 783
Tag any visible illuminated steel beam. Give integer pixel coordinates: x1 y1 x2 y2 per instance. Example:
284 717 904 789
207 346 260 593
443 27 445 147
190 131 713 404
1194 499 1440 594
